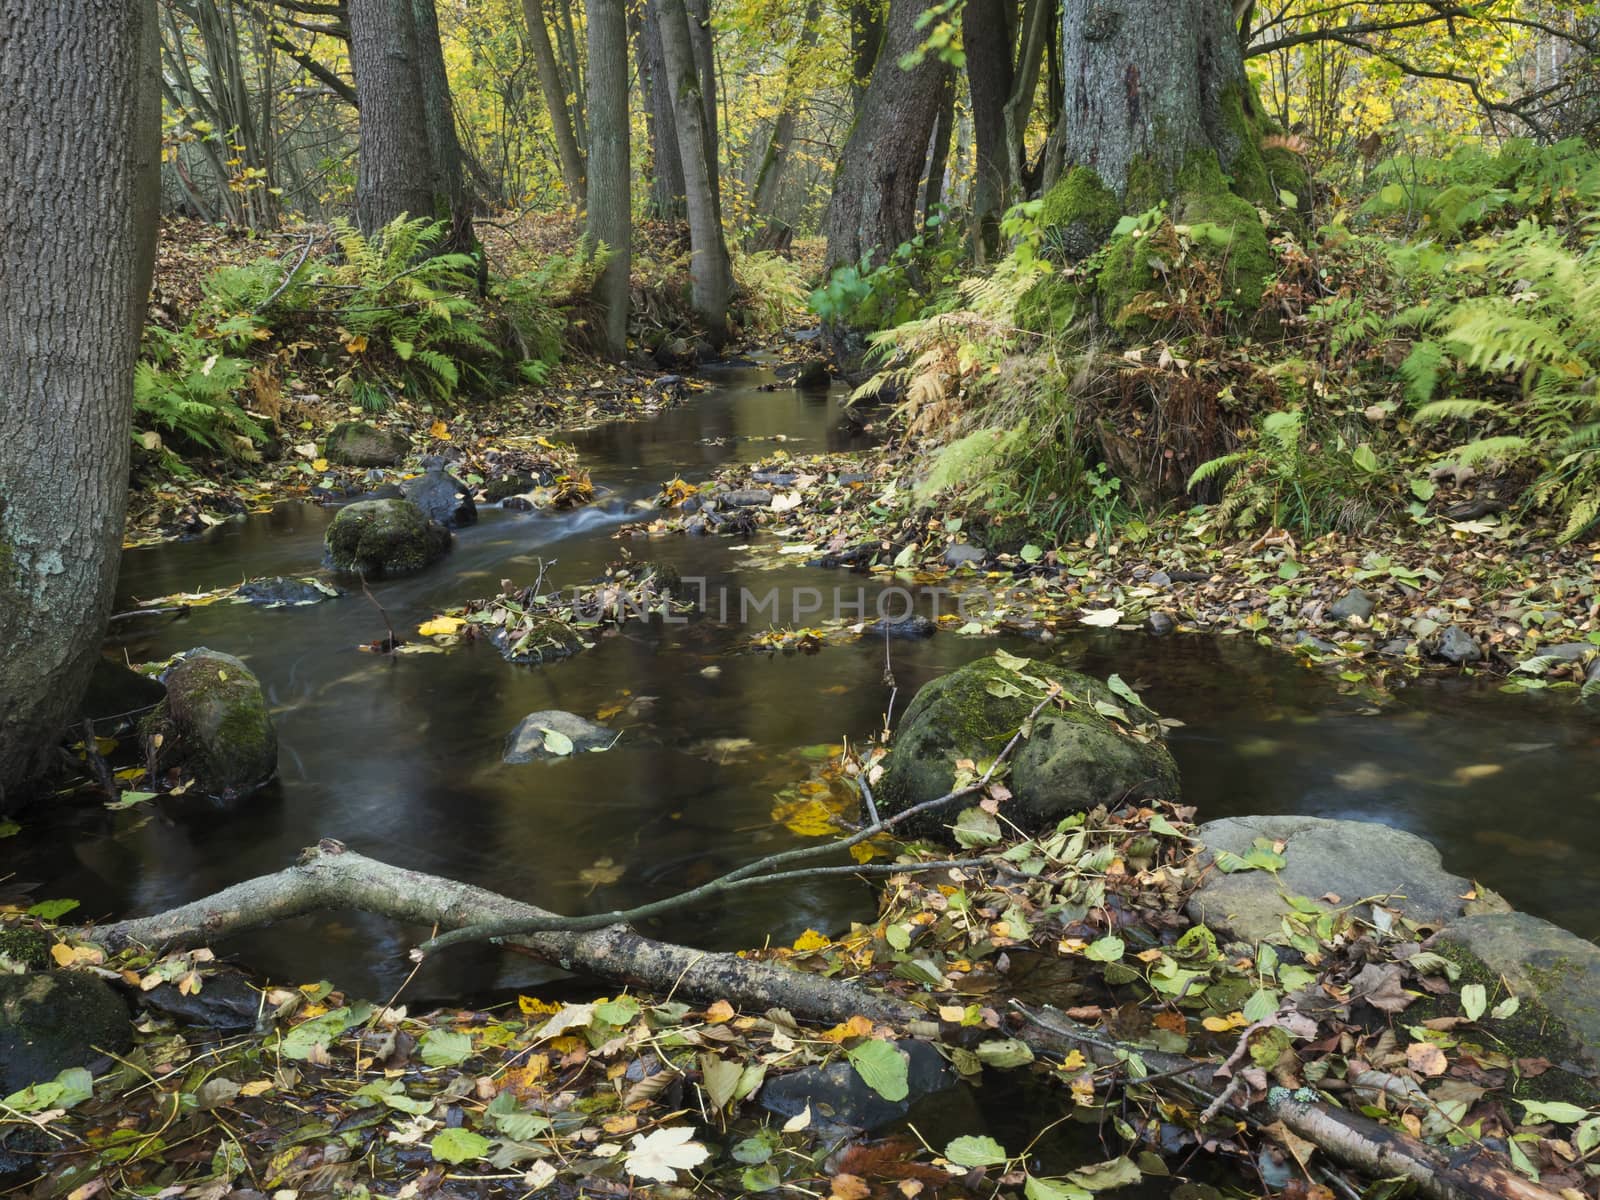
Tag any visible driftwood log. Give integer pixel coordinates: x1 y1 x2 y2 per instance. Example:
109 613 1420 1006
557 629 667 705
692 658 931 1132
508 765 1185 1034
81 840 1560 1200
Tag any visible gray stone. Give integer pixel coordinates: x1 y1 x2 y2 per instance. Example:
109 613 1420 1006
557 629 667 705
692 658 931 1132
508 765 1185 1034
1327 588 1376 623
865 616 936 640
150 649 277 799
0 972 131 1094
1145 612 1175 636
1295 633 1339 654
722 489 773 508
325 498 451 578
1187 815 1489 947
401 468 477 529
324 421 410 467
1437 912 1600 1069
1430 624 1482 665
758 1040 956 1132
879 657 1178 842
142 972 262 1032
504 711 614 762
1379 638 1413 657
1524 642 1595 668
236 576 340 607
942 543 987 569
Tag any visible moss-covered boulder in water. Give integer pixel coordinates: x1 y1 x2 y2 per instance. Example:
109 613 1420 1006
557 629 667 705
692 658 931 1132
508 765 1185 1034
0 972 132 1094
878 654 1179 841
148 648 278 798
325 498 451 577
324 421 410 467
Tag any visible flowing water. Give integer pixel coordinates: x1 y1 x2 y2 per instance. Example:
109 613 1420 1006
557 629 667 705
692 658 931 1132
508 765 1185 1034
10 365 1600 1006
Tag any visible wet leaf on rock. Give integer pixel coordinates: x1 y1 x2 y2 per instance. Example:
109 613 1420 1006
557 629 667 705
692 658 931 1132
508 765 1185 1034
846 1039 909 1101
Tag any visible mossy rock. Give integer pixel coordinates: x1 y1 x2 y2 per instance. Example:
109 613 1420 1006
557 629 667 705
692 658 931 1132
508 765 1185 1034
148 648 278 799
0 971 132 1093
324 421 410 467
324 498 451 578
491 616 587 665
878 655 1179 842
1040 167 1122 261
0 923 49 971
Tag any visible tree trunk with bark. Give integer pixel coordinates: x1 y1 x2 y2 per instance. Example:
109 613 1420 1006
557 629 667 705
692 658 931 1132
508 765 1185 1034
635 5 686 220
965 0 1016 255
922 66 956 225
585 0 631 358
521 0 587 206
823 0 949 272
749 0 822 246
0 0 161 805
350 0 436 233
653 0 733 341
411 0 477 258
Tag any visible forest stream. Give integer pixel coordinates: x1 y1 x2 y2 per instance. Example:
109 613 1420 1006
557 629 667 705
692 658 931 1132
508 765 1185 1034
11 364 1600 1005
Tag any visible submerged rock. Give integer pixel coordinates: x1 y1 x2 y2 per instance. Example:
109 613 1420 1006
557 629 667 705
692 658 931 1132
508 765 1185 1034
236 576 340 607
878 656 1179 841
325 498 451 578
0 972 131 1094
401 466 477 528
865 615 937 640
504 711 615 762
141 972 262 1032
147 649 278 799
1186 815 1501 946
758 1040 956 1132
324 421 410 467
722 488 774 508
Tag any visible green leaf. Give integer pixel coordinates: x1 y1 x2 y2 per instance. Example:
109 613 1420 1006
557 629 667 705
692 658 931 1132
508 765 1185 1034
487 1091 552 1139
1491 995 1520 1020
1019 543 1044 563
1025 1176 1093 1200
1278 189 1299 209
595 996 641 1025
1105 673 1146 710
1520 1099 1592 1125
1277 559 1301 580
975 1038 1035 1068
27 899 80 921
1352 444 1380 473
1460 983 1486 1022
419 1028 474 1067
1242 988 1280 1023
1084 935 1125 963
0 820 21 838
1147 814 1185 838
944 1134 1009 1167
1410 477 1437 501
700 1054 743 1110
430 1128 491 1164
280 1004 371 1060
742 1163 782 1191
1067 1156 1143 1190
540 727 575 756
846 1040 909 1102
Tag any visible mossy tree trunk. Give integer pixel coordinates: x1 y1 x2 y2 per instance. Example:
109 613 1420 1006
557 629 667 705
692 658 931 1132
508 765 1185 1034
0 0 160 804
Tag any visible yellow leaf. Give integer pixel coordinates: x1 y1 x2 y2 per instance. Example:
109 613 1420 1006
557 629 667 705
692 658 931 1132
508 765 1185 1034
417 615 465 637
519 995 561 1016
1058 1049 1087 1072
344 334 368 354
312 457 329 472
704 999 736 1024
819 1015 874 1043
792 929 830 952
429 419 450 441
239 1080 274 1097
1203 1012 1249 1032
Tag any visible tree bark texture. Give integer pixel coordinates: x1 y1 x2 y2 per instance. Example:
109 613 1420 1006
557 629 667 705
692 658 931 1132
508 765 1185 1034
653 0 733 340
350 0 436 233
411 0 477 257
824 0 949 272
521 0 588 205
636 5 686 219
849 0 884 115
685 0 721 205
585 0 632 358
1060 0 1257 201
0 0 161 804
965 0 1016 252
922 66 956 224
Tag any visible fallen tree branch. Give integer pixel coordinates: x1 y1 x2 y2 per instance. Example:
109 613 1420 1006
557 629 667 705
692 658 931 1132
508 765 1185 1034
82 842 1560 1200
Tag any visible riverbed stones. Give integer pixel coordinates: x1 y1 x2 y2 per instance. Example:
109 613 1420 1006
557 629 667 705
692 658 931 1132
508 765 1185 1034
324 421 409 467
1429 623 1482 665
236 576 340 607
942 543 987 569
504 711 614 762
148 649 278 799
1186 815 1497 946
0 972 132 1093
324 498 451 577
401 465 477 528
878 655 1179 841
722 488 774 508
1327 588 1376 623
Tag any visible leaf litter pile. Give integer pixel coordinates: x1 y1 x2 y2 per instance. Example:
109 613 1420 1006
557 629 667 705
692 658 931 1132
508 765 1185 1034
8 653 1600 1199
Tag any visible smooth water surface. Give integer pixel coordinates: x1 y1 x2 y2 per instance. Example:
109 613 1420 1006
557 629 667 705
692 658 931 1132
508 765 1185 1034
10 366 1598 1000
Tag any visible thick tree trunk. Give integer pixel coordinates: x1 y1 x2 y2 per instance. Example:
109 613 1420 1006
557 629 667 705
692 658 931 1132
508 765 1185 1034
653 0 733 341
636 6 686 220
1061 0 1259 203
823 0 949 272
965 0 1015 254
585 0 631 359
411 0 477 258
0 0 160 805
350 0 436 233
522 0 587 206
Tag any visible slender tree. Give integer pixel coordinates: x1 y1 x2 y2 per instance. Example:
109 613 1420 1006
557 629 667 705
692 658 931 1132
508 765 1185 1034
521 0 587 205
963 0 1015 253
823 0 948 272
586 0 632 358
0 0 161 804
634 4 686 220
750 0 821 244
922 66 956 225
653 0 733 341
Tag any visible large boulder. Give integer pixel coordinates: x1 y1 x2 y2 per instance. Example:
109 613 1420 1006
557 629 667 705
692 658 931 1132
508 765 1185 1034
878 654 1179 841
324 421 410 467
147 649 277 799
1186 815 1500 947
504 711 614 763
325 498 451 577
0 972 132 1094
401 466 477 528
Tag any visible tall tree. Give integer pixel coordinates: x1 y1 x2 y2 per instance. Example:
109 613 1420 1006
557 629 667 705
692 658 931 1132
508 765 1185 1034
653 0 733 341
823 0 948 272
963 0 1015 253
634 4 686 219
411 0 476 256
922 66 956 224
586 0 631 358
749 0 822 245
0 0 161 804
521 0 587 205
349 0 435 232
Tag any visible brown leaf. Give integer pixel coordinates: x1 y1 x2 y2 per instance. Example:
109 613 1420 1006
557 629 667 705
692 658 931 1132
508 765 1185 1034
1350 963 1414 1013
1406 1042 1449 1077
830 1173 871 1200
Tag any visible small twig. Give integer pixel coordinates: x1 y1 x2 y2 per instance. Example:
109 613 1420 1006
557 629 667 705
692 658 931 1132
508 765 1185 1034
254 230 317 315
109 605 190 622
359 574 398 652
858 771 881 827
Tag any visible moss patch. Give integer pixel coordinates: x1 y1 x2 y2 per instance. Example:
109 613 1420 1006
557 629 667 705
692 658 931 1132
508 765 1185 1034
1173 152 1275 312
0 924 49 971
148 649 278 799
1040 168 1122 260
325 498 452 578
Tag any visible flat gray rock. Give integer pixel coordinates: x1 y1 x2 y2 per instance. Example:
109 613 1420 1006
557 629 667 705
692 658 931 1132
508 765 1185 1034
1187 815 1491 946
504 711 614 762
1438 912 1600 1069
